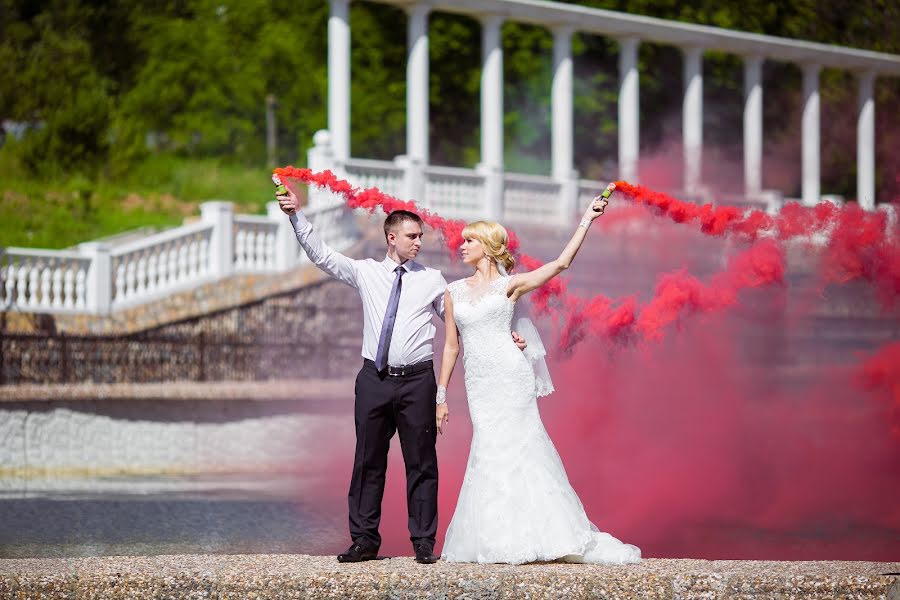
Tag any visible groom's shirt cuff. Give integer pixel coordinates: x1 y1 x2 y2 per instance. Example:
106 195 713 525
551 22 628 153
289 212 311 234
288 210 358 288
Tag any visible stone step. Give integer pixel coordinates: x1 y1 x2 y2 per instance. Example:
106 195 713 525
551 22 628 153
0 555 897 599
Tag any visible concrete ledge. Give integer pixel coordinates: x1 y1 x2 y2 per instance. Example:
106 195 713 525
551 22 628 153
0 379 353 403
0 556 898 599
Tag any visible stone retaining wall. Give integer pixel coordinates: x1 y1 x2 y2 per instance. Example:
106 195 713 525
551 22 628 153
0 386 349 494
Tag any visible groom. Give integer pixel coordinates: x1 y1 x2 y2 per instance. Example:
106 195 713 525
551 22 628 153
278 188 525 565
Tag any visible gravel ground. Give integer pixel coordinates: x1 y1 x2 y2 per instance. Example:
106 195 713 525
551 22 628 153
1 555 898 599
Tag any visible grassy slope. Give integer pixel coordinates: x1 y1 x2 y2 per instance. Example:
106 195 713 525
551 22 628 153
0 149 277 249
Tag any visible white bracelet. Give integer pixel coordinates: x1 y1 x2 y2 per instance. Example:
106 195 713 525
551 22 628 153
579 218 591 229
436 385 447 405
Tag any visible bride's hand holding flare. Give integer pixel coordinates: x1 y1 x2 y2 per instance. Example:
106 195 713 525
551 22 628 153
506 187 611 302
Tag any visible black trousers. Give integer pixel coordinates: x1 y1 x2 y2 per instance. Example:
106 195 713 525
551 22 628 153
348 359 439 551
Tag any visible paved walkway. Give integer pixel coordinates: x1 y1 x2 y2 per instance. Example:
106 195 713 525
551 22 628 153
1 555 898 598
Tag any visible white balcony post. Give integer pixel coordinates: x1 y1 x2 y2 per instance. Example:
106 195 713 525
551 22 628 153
479 14 505 220
402 3 430 203
682 46 704 195
743 55 763 198
407 4 430 167
802 63 821 205
267 202 297 271
551 26 574 180
201 201 234 279
79 242 111 315
307 130 337 210
552 25 578 224
618 37 640 183
857 71 876 210
328 0 351 162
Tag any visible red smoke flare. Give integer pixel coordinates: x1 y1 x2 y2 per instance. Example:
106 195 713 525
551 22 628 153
276 167 896 354
614 182 900 306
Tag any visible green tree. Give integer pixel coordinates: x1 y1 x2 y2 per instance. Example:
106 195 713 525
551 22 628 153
0 2 114 174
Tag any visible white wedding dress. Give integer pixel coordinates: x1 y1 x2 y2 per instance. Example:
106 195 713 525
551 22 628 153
441 275 641 565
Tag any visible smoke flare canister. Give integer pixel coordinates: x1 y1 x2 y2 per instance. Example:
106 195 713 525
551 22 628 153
593 182 616 212
272 174 288 196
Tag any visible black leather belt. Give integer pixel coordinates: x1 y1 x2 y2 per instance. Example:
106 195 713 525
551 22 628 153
366 359 433 377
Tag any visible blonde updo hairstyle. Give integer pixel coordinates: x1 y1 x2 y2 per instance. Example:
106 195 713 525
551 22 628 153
461 220 515 273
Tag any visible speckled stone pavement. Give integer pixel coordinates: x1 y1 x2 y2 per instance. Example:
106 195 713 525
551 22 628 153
0 555 898 599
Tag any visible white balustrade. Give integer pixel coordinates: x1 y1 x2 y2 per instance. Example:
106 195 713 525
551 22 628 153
109 220 214 310
0 249 91 313
0 193 359 316
233 216 279 273
503 172 564 225
423 166 486 219
343 158 405 200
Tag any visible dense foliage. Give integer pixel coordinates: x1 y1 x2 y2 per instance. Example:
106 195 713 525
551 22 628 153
0 0 897 246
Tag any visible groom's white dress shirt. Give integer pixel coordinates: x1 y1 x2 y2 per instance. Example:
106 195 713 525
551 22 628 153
290 212 447 367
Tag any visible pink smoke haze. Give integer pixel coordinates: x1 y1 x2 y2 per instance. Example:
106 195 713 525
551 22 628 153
280 167 900 560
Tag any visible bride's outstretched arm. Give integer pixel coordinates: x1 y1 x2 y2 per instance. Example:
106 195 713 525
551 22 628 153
436 289 457 434
507 194 608 301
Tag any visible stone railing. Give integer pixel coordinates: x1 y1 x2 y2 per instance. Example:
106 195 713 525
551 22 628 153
310 131 603 226
0 249 92 313
1 200 358 316
423 164 487 219
504 171 567 225
110 220 215 311
233 215 280 274
343 157 405 200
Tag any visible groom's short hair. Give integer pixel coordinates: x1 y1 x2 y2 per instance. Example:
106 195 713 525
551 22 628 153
384 210 424 240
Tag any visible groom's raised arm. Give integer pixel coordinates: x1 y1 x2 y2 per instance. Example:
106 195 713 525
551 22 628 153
287 210 359 289
279 187 358 287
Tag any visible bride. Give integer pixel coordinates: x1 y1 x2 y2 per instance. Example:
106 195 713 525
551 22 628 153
436 194 641 565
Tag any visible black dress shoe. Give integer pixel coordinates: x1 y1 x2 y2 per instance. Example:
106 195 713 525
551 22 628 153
337 542 378 563
414 542 439 564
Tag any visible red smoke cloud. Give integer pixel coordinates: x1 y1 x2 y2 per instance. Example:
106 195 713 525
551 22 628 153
858 341 900 437
293 293 900 561
614 182 900 307
279 168 900 561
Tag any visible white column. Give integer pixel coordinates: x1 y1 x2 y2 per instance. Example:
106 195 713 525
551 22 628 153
743 55 763 198
551 26 574 180
307 130 336 210
328 0 351 161
407 4 430 166
201 201 235 279
480 15 504 170
618 37 640 183
682 46 703 195
857 71 876 210
479 14 505 219
79 242 111 315
801 63 821 205
267 201 298 271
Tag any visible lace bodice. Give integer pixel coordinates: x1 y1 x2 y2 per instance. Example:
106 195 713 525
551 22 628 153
448 275 516 354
